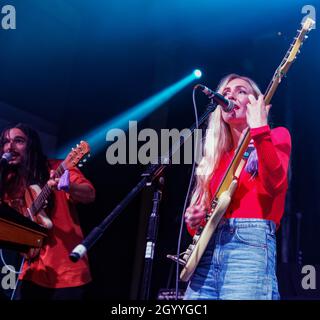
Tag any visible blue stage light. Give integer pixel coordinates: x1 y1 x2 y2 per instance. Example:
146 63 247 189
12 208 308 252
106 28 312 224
193 69 202 78
56 70 200 158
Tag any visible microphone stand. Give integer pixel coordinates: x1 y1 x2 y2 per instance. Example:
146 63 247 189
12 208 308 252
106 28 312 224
140 175 164 300
69 102 217 291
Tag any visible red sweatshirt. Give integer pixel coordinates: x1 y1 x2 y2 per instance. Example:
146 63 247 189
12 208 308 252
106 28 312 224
188 125 291 236
214 125 291 225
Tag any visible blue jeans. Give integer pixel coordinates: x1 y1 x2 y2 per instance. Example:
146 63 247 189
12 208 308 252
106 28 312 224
184 218 279 300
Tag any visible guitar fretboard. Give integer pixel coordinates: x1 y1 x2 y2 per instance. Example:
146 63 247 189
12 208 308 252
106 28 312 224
29 163 65 216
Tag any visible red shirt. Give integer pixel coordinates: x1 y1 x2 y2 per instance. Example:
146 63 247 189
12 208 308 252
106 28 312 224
210 125 291 227
187 125 291 237
19 160 94 288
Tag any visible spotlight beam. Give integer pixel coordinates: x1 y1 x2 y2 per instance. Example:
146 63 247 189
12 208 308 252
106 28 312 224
56 70 202 158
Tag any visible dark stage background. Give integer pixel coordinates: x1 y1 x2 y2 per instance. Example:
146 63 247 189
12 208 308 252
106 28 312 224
0 0 319 300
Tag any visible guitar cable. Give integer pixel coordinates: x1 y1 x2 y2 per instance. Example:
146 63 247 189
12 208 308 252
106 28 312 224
174 86 199 300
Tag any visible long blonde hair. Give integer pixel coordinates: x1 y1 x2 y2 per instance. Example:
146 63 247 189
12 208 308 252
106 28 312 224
190 74 262 209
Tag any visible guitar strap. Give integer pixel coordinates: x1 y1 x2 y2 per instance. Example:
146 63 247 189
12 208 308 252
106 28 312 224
234 142 255 179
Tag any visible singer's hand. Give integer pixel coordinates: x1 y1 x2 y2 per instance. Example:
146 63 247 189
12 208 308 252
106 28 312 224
185 205 207 229
246 94 271 129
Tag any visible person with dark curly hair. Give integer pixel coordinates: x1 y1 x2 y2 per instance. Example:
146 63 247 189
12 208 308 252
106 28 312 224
0 123 95 300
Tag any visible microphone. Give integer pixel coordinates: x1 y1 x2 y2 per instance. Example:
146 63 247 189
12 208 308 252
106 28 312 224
0 153 12 167
196 84 235 112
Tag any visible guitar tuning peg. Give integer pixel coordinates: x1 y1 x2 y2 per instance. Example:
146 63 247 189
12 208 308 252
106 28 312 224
88 154 91 157
304 35 309 39
78 163 83 167
82 159 87 163
76 144 79 147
